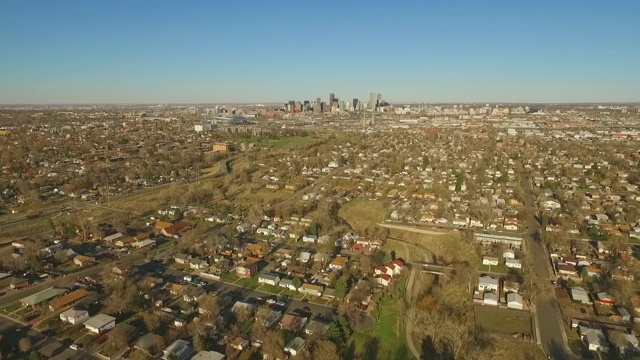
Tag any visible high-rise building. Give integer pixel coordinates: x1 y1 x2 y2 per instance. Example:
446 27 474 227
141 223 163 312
353 98 358 110
329 93 335 108
288 100 295 113
369 93 379 110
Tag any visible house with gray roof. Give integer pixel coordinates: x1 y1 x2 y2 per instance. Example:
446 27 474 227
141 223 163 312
258 273 281 286
20 287 67 307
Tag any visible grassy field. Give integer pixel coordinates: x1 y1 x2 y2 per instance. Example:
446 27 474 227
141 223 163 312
339 199 389 232
474 306 532 336
350 295 409 360
382 239 408 261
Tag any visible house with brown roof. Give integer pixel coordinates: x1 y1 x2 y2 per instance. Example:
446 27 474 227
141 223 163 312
49 289 89 312
155 221 172 231
74 255 95 267
328 256 348 271
280 313 308 331
162 221 192 238
115 237 136 247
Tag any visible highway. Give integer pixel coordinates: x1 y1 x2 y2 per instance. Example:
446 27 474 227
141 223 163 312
521 172 574 360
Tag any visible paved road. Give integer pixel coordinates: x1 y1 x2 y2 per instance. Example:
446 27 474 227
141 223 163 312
401 241 421 359
521 172 573 360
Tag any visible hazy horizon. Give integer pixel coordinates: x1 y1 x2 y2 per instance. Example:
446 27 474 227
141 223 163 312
1 0 639 104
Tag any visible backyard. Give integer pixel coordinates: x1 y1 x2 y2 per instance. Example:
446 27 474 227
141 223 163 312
474 306 532 336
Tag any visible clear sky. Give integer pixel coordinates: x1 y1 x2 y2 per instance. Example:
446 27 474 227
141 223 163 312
1 0 639 104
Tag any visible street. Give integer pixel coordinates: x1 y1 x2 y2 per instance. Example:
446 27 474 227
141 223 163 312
521 172 572 360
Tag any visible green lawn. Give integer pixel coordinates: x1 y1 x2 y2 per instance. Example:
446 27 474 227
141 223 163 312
474 306 532 336
1 302 23 313
349 295 409 360
221 271 262 289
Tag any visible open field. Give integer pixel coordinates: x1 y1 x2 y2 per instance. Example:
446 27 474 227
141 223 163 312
339 199 389 232
350 295 409 360
474 306 532 336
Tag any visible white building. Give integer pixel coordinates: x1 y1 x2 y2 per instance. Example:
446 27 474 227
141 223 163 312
507 293 524 310
505 258 522 269
478 276 499 292
84 314 116 334
59 308 89 325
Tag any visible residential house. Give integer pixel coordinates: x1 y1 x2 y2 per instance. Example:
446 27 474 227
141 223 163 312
284 337 306 356
230 337 250 351
505 258 522 269
134 333 165 355
305 318 331 335
482 256 499 266
20 287 67 308
103 232 124 244
73 255 95 267
609 331 640 355
280 313 308 331
375 274 391 286
597 292 616 306
585 267 602 278
235 262 258 279
579 326 609 353
571 287 590 304
302 235 318 243
328 256 348 271
162 339 195 360
84 314 116 334
132 239 156 249
478 276 499 292
542 200 561 210
162 221 192 238
299 283 323 297
189 258 209 270
297 251 312 263
115 237 136 247
557 263 579 278
257 309 282 328
503 249 516 259
231 301 257 316
484 292 498 306
258 273 281 286
175 253 192 265
507 293 524 310
49 289 88 312
59 308 89 324
279 278 298 292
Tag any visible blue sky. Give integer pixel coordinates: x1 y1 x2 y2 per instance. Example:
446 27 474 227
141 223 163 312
1 0 638 104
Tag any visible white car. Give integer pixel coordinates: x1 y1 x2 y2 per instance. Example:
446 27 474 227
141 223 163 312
70 344 79 350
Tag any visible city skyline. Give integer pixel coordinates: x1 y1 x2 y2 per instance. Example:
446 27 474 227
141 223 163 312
1 1 639 104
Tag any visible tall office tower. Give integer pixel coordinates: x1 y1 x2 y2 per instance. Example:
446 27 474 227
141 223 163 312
353 98 358 110
288 100 295 113
329 93 335 108
369 93 378 110
320 102 326 112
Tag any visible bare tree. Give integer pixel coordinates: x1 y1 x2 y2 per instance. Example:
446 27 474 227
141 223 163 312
18 338 32 353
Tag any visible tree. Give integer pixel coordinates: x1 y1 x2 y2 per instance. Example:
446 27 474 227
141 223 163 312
292 277 303 289
18 338 32 353
198 294 221 321
142 312 162 332
311 340 340 360
334 276 348 300
104 279 139 315
108 326 129 351
262 331 285 360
